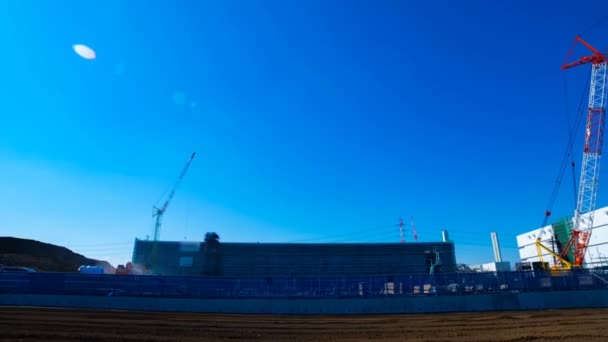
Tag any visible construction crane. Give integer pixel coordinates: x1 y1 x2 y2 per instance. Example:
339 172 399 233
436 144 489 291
536 239 573 273
563 36 607 267
152 152 196 241
537 36 608 270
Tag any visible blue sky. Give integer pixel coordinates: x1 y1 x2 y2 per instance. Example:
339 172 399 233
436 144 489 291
1 1 608 267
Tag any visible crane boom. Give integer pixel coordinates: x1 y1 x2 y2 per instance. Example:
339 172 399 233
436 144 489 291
152 152 196 241
563 36 608 266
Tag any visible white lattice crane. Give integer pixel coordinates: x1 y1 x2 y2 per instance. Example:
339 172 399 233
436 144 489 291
152 152 196 241
562 36 608 267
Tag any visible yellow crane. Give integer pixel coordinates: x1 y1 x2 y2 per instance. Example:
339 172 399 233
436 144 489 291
535 238 576 275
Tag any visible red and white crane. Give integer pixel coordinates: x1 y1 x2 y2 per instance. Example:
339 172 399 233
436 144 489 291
562 36 608 266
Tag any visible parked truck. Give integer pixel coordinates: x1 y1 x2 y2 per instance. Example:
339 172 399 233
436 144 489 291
78 265 105 274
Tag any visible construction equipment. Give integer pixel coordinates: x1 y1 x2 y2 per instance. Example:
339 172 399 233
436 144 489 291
78 265 105 274
115 262 134 275
429 249 442 275
152 152 196 241
563 36 607 267
535 239 573 273
536 36 608 269
535 224 579 272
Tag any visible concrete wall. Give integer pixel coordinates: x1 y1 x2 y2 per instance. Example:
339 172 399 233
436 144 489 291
133 240 457 277
2 290 608 315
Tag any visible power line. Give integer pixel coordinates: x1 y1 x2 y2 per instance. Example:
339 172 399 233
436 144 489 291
65 241 133 248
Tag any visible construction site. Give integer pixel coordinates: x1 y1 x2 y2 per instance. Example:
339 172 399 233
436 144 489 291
5 8 608 341
127 35 608 282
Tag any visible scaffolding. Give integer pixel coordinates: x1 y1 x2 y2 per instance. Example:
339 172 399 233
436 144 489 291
553 218 575 263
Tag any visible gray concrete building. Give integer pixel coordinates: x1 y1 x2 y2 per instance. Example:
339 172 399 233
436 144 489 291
132 235 456 277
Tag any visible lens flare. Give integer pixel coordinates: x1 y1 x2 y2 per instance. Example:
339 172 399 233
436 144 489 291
72 44 96 60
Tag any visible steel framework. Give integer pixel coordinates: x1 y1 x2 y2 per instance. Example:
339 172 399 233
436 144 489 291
563 36 608 266
152 152 196 241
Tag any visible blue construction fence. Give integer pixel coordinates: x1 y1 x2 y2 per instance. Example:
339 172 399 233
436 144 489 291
1 269 607 299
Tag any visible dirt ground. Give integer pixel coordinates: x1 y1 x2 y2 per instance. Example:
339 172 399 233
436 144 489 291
1 307 607 342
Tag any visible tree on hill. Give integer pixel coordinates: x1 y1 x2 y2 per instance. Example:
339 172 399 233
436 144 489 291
0 237 111 272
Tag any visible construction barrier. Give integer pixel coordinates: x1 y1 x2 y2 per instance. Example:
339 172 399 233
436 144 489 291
1 269 607 299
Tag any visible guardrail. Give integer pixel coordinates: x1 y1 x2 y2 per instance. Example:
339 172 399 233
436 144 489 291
1 269 607 299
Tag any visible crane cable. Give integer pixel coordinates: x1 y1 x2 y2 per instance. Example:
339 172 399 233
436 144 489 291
540 62 590 230
579 16 608 38
542 19 608 230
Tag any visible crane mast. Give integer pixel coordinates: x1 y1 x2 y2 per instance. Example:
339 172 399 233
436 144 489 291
152 152 196 241
563 36 608 266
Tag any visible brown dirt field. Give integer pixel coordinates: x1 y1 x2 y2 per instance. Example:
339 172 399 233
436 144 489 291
1 307 608 342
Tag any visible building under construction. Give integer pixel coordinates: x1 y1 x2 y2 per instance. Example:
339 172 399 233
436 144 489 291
131 236 456 277
517 205 608 269
137 153 457 277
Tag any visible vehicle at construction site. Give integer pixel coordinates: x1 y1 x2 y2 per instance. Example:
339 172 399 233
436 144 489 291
516 35 608 275
77 265 104 275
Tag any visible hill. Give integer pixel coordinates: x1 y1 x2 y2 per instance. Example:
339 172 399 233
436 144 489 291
0 237 113 273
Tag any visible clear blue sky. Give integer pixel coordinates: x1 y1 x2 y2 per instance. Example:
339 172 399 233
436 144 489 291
1 1 608 267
